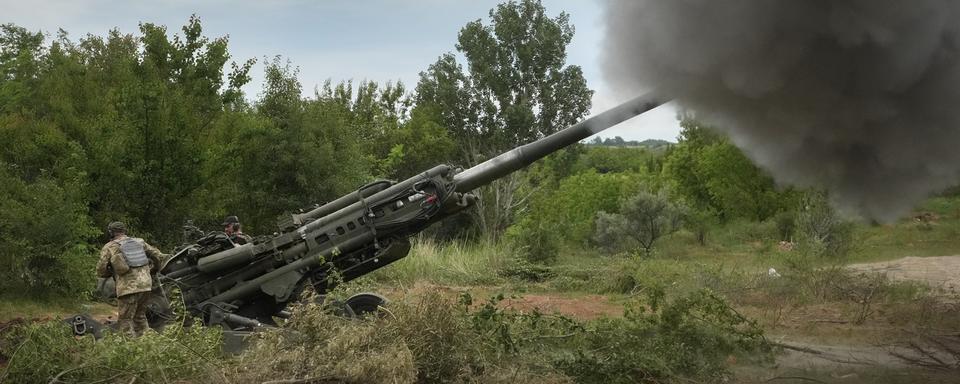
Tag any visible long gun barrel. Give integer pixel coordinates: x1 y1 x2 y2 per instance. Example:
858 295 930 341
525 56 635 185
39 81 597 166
454 94 662 192
156 93 663 329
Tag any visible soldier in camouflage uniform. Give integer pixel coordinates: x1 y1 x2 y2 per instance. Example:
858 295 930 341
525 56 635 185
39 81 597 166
96 221 167 337
222 215 253 245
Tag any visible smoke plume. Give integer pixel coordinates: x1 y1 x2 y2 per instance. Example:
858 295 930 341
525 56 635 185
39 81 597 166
603 0 960 220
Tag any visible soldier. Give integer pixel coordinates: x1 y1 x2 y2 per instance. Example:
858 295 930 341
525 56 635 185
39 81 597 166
222 215 253 245
96 221 167 337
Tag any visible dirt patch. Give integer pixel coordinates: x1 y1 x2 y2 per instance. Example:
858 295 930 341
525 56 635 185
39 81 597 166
848 255 960 294
774 340 909 369
382 282 625 320
500 294 624 320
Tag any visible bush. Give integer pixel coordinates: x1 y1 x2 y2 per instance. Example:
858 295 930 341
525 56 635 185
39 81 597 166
515 170 645 247
594 191 683 256
795 192 855 258
229 292 462 383
0 319 223 383
507 218 561 264
0 165 99 299
500 257 556 282
774 210 796 241
683 208 716 245
230 290 574 384
555 289 772 383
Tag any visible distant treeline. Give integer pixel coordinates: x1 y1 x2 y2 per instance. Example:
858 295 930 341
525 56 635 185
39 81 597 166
586 136 673 149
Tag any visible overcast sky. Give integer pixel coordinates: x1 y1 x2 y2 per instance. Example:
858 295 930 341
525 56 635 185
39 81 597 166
2 0 681 142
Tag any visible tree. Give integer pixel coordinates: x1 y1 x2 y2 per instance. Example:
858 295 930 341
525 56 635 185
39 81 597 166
0 164 98 298
594 191 683 256
196 58 372 231
662 118 794 222
312 79 457 181
795 191 854 258
17 17 255 242
378 104 457 180
416 0 593 238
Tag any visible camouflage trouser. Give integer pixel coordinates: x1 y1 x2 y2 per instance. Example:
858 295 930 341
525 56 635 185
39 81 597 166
117 291 151 337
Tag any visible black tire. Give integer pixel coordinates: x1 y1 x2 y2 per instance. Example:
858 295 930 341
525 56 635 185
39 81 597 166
145 293 175 330
345 293 388 317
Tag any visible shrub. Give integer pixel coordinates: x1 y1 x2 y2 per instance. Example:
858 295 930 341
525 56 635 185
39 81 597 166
507 218 561 264
0 166 99 299
555 289 772 383
683 208 715 245
515 170 645 247
500 257 556 282
795 192 855 258
0 319 223 383
774 210 796 241
594 191 683 256
230 290 571 384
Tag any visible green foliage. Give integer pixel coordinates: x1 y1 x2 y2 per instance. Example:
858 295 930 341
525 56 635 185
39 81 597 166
463 292 585 357
774 210 797 241
0 17 255 245
0 320 223 383
417 0 593 237
232 291 574 384
378 104 456 180
587 136 673 150
369 236 509 286
795 191 856 258
500 256 557 282
507 219 561 264
662 119 795 222
0 24 44 113
574 146 661 175
197 59 373 232
683 208 717 246
556 289 771 384
0 165 97 298
517 170 645 246
594 191 683 255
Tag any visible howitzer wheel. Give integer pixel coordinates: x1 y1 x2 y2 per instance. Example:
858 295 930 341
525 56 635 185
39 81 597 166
344 292 388 317
146 292 174 330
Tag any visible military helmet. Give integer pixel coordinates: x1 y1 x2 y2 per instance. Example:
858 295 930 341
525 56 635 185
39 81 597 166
222 215 240 226
107 221 127 233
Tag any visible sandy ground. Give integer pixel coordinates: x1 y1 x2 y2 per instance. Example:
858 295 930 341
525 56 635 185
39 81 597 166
848 255 960 294
763 255 960 380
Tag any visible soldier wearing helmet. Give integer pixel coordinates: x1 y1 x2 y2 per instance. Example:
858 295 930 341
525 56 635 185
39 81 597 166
95 221 168 337
222 215 252 245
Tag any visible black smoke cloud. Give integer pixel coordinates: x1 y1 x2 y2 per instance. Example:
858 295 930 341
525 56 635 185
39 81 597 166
603 0 960 220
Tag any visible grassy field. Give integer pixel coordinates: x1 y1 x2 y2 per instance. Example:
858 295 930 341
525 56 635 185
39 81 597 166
3 197 960 383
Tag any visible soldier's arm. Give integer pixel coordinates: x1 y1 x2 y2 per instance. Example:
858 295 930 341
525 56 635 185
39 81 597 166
96 246 113 278
143 241 168 266
109 247 131 276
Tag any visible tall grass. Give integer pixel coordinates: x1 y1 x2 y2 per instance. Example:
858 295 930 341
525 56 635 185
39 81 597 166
369 235 510 286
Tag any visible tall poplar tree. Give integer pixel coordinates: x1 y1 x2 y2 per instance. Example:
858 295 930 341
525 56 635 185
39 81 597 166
416 0 593 237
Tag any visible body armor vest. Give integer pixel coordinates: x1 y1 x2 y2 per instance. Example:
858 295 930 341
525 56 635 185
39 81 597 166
117 237 149 268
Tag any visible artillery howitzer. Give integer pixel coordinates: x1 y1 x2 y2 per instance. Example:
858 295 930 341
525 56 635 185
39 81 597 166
88 94 662 333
